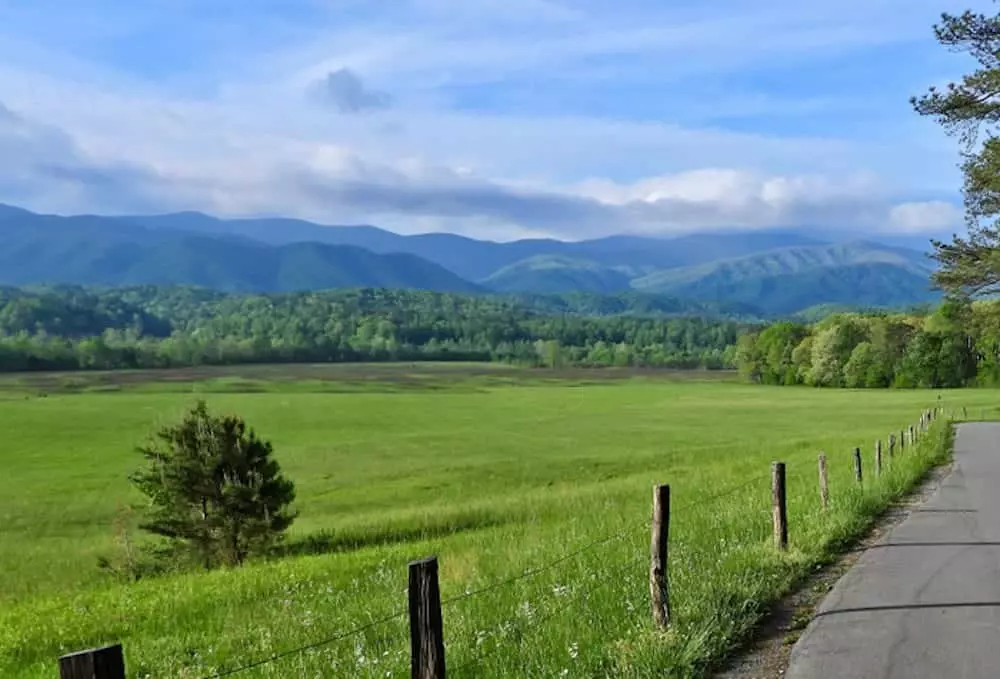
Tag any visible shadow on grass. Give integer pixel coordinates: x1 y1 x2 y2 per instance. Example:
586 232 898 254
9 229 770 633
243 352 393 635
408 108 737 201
273 509 514 559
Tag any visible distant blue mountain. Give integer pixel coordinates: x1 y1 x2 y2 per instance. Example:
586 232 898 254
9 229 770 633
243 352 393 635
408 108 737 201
0 204 939 314
120 210 828 280
0 207 479 293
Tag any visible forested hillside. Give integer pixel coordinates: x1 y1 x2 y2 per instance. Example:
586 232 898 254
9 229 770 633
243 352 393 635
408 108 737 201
0 204 938 313
0 286 748 372
0 207 480 293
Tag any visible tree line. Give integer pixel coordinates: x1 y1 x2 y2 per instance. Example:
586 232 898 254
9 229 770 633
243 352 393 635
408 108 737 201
734 298 999 388
731 4 1000 390
0 285 748 372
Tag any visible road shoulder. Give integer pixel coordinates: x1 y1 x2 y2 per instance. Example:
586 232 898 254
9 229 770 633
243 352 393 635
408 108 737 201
714 462 954 679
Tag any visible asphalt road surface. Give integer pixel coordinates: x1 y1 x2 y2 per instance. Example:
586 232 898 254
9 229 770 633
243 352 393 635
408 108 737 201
785 422 1000 679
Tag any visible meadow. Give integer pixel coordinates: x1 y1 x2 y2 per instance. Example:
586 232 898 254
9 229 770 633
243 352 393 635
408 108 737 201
0 365 982 678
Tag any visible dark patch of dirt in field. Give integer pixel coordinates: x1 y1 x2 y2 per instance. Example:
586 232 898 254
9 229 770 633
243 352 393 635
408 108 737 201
0 363 736 394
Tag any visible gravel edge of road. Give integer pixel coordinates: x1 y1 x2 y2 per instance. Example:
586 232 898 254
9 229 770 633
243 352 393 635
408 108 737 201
712 458 955 679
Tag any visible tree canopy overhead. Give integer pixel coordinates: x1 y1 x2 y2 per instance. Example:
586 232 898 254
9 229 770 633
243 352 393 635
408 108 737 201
913 6 1000 295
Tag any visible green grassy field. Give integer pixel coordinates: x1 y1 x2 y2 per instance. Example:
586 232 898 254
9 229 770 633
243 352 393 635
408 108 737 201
0 366 985 678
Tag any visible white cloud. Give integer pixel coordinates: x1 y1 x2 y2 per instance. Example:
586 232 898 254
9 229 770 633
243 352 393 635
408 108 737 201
0 96 958 240
0 0 982 240
889 201 965 233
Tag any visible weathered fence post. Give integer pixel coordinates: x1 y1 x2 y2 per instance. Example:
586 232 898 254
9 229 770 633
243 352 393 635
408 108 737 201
650 484 671 629
853 447 863 485
888 433 896 459
818 453 829 511
59 644 125 679
963 406 968 420
875 439 883 477
772 462 788 551
409 557 446 679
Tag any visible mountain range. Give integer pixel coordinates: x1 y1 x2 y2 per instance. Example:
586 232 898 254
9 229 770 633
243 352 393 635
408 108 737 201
0 203 940 317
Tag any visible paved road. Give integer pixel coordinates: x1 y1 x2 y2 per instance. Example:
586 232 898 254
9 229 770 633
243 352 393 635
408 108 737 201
785 423 1000 679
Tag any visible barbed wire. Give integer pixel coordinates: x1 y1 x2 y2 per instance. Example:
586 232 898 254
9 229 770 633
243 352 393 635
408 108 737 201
195 409 936 678
448 549 649 675
441 527 635 608
671 474 769 514
199 607 407 679
445 408 937 610
443 472 775 612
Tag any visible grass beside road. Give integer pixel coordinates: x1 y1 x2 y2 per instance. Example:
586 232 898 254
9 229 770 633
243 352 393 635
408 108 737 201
0 366 975 678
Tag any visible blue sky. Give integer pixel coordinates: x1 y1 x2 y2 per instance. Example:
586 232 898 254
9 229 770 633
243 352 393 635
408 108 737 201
0 0 992 241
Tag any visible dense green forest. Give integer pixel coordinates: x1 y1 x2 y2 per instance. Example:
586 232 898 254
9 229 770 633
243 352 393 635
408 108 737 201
0 286 748 372
735 298 998 388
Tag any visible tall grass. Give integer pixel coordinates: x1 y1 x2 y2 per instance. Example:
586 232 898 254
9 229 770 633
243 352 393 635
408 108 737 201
0 375 972 678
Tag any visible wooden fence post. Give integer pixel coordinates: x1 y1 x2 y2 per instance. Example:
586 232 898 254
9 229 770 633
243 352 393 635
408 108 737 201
853 447 863 485
900 429 905 452
888 433 896 459
650 484 671 629
875 439 883 477
772 462 788 551
409 557 446 679
818 454 829 511
963 406 968 419
59 644 125 679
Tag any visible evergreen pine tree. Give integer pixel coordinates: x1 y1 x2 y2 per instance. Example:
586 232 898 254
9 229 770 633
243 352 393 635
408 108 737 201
131 400 296 568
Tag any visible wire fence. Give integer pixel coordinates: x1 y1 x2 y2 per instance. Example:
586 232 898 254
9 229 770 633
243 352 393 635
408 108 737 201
59 407 947 679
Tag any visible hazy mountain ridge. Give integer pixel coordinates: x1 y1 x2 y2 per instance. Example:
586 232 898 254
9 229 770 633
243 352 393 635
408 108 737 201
482 255 636 293
119 209 829 279
0 204 938 314
632 241 933 291
0 207 480 293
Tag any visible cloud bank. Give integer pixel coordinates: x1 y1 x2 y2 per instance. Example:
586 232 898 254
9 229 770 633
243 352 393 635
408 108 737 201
0 0 978 241
0 98 962 240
